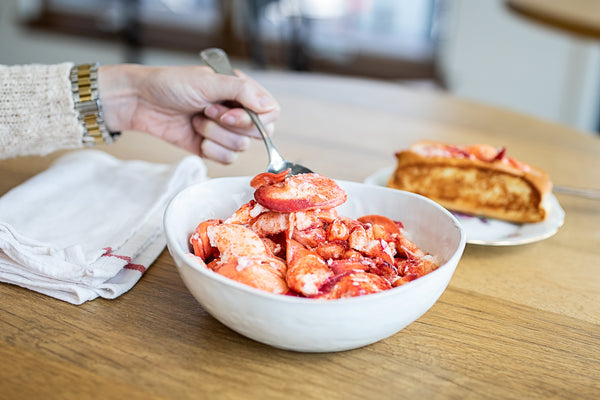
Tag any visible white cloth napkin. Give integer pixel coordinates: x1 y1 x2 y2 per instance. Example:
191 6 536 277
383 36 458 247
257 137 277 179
0 150 207 304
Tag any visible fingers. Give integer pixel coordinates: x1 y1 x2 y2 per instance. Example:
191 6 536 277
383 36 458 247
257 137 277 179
196 117 252 151
192 115 276 164
201 70 280 117
204 103 251 128
196 72 280 165
202 103 277 139
200 139 240 164
182 133 242 165
209 117 276 142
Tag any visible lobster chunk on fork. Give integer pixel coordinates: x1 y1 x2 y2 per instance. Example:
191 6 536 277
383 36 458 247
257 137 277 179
251 170 347 213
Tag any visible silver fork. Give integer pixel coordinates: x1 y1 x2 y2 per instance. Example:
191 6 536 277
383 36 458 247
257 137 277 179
199 48 313 176
553 185 600 200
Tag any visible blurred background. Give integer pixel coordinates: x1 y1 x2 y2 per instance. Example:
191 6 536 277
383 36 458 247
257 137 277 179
2 0 600 134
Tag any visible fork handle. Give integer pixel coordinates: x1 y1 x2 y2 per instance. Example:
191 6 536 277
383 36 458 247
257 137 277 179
199 48 236 76
553 185 600 200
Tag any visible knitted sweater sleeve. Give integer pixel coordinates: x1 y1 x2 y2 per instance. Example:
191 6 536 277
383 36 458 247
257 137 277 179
0 63 84 159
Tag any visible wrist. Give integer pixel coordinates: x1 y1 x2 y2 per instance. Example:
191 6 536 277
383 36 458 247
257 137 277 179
97 64 147 133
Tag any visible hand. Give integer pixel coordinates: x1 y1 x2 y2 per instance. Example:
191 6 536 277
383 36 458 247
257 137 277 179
98 64 280 164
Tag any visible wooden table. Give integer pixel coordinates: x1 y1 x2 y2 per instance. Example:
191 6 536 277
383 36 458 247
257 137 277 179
506 0 600 39
1 72 599 399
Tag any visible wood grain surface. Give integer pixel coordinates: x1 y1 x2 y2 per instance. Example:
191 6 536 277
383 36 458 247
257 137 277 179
1 72 599 399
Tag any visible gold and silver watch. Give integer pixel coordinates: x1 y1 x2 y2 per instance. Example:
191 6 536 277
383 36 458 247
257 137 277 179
70 63 120 146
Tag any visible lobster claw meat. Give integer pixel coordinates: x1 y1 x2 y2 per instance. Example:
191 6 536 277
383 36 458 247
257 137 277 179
253 172 347 212
215 257 289 295
207 223 271 262
357 215 402 236
205 222 290 294
315 271 392 300
190 219 222 261
286 238 332 296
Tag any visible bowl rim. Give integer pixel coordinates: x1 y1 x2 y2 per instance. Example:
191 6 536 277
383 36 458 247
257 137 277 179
164 176 467 306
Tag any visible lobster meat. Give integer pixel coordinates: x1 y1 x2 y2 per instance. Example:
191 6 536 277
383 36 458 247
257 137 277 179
251 170 347 212
189 170 439 299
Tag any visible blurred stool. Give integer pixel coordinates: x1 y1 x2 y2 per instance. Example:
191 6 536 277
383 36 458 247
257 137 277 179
506 0 600 39
506 0 600 132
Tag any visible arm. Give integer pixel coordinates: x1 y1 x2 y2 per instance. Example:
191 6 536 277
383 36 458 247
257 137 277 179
0 63 280 163
0 63 83 159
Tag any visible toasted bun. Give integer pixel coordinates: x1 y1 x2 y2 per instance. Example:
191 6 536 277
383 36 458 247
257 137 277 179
387 141 553 223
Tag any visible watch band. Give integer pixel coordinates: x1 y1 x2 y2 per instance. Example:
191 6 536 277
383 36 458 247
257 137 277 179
70 63 120 146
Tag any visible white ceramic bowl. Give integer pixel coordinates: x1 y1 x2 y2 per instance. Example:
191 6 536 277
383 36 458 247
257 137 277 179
164 177 466 352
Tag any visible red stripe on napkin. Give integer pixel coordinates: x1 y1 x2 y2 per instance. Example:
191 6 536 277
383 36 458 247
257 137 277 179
102 247 147 274
123 263 146 273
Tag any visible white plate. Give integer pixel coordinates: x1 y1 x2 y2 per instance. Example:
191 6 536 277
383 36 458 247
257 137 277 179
364 167 565 246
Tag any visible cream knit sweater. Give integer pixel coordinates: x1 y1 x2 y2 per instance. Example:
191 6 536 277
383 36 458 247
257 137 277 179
0 63 84 159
